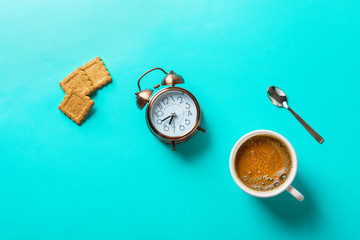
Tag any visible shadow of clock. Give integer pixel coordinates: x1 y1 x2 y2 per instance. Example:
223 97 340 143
162 117 211 160
255 175 321 229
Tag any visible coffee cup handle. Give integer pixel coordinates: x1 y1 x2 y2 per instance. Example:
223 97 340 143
286 185 304 201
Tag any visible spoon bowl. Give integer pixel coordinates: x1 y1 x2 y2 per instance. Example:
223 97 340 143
267 86 324 144
267 86 288 108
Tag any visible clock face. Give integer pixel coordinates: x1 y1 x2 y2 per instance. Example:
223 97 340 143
149 89 199 138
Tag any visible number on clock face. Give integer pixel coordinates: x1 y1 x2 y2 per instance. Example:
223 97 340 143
150 90 198 137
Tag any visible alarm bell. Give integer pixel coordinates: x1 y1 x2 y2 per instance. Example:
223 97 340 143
135 67 184 110
135 89 153 110
161 70 184 86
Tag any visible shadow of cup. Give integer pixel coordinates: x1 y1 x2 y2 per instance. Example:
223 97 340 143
255 176 320 228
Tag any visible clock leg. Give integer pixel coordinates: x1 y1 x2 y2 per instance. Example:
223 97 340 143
172 141 176 151
197 126 206 133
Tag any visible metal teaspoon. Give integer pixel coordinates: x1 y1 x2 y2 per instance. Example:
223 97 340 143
267 86 324 144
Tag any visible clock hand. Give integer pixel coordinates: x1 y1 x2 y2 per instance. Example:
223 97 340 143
174 106 187 115
169 115 174 125
166 107 186 125
169 112 176 125
161 115 171 122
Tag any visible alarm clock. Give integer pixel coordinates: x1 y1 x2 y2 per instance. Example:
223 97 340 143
135 67 206 151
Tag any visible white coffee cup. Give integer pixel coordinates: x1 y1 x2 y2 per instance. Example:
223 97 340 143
229 130 304 201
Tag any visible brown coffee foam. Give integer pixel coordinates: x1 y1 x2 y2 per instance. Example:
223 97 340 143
234 135 292 191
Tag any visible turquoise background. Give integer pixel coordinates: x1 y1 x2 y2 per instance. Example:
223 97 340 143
1 0 359 239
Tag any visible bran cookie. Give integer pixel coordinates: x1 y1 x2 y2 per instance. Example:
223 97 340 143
81 57 112 93
59 69 93 95
58 91 94 125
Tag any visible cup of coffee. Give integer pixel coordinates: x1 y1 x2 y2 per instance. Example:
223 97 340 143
229 130 304 201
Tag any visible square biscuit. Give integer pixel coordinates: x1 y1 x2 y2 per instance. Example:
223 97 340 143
58 91 94 125
59 69 93 95
81 57 112 93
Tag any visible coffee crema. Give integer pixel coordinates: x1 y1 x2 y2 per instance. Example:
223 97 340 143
234 135 292 191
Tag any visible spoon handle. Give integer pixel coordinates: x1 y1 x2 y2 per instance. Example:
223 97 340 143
287 107 324 144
